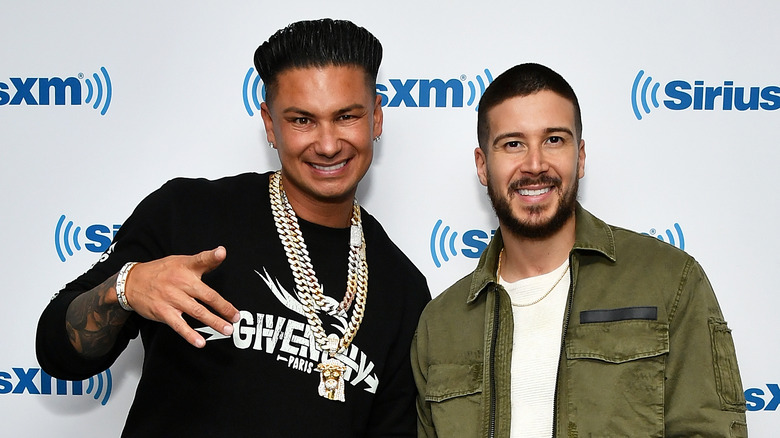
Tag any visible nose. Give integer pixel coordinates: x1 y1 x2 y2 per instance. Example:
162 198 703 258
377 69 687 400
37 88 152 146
519 144 549 175
313 123 342 158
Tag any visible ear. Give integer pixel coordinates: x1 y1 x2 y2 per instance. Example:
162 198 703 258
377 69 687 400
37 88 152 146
260 102 276 145
577 138 586 179
475 147 488 186
372 94 383 139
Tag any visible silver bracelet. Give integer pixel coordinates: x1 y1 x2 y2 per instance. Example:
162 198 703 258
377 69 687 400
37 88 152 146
116 262 138 312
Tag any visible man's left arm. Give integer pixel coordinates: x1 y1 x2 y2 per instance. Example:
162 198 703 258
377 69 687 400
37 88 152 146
664 258 748 437
365 278 431 437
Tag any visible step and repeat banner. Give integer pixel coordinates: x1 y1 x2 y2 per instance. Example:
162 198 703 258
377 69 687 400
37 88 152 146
2 1 777 435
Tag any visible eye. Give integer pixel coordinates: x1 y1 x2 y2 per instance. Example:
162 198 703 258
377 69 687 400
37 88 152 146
337 113 362 124
547 136 563 144
502 140 525 152
292 117 310 125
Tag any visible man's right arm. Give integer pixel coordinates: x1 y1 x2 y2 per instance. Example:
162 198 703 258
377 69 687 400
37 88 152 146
411 322 438 438
37 247 241 379
65 272 131 358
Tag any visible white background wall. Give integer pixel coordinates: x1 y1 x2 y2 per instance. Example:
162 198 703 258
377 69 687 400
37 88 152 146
2 1 777 435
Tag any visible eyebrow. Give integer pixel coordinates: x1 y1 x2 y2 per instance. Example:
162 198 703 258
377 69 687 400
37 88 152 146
491 126 575 147
282 103 367 118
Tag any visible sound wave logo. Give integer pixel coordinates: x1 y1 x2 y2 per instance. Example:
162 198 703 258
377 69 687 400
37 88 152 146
55 215 120 262
80 66 112 116
643 223 685 250
86 369 112 406
241 67 494 115
631 70 661 120
465 68 494 110
1 367 112 406
378 67 494 110
430 220 494 268
0 67 112 115
430 219 459 268
242 67 265 116
55 214 82 262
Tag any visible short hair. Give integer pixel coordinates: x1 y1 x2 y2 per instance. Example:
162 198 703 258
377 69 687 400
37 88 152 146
253 18 382 105
477 63 582 151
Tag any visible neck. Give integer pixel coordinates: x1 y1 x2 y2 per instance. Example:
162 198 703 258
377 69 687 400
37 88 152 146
499 218 575 282
281 178 356 229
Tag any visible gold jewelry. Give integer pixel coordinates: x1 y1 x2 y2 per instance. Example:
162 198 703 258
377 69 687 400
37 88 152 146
269 171 367 402
497 248 570 307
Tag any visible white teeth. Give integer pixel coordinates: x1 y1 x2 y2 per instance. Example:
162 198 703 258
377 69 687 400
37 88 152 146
518 187 551 196
311 161 346 171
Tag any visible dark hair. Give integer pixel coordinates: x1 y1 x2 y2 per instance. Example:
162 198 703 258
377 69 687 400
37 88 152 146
477 63 582 150
254 18 382 105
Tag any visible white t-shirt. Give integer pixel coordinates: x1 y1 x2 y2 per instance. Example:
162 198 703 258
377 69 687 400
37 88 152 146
499 259 570 438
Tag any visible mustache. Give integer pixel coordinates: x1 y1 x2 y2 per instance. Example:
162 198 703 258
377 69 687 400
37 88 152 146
508 175 562 191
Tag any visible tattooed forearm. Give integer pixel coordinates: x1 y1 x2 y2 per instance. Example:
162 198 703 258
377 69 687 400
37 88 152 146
66 273 131 358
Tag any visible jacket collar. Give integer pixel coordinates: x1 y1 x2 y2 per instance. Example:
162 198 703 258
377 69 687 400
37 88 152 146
466 203 616 304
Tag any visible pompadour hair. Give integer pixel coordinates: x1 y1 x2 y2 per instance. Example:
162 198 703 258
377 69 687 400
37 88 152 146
253 18 382 104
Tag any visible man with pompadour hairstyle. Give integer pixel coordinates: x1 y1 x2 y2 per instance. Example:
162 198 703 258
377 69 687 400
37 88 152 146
412 63 747 437
37 18 430 437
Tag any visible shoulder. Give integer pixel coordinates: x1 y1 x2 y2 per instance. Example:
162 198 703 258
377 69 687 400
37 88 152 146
609 224 695 267
137 172 270 212
156 172 269 198
419 272 474 323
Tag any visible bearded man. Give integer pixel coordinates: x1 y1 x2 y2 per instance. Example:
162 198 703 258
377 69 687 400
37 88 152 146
411 63 747 438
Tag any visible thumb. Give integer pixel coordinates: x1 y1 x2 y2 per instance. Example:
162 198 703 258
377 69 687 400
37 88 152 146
190 246 226 274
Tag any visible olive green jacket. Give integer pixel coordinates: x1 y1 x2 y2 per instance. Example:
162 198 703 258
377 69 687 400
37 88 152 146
412 205 747 437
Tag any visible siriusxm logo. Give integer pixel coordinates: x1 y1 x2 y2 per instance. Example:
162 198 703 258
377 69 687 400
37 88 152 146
641 222 685 250
430 220 495 268
55 215 120 262
0 67 112 115
241 67 493 116
631 70 780 120
0 367 112 406
746 384 780 411
377 69 493 110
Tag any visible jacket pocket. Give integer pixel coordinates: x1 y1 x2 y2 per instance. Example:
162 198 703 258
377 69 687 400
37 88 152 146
425 363 483 437
709 319 747 412
566 319 669 362
564 320 669 437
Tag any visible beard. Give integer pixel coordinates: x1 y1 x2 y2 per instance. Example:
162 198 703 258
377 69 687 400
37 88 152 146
487 173 578 240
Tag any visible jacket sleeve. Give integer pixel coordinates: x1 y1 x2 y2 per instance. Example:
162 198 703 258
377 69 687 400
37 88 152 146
664 258 748 437
411 316 437 438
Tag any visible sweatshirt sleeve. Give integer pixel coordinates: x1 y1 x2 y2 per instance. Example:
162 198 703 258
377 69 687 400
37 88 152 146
35 179 182 380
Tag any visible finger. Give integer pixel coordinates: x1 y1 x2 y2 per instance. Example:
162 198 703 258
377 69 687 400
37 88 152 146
189 246 227 275
164 311 209 348
188 282 240 324
179 294 236 339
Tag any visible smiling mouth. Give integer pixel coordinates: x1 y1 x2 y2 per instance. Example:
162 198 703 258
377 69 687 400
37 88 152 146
517 187 552 196
311 161 348 171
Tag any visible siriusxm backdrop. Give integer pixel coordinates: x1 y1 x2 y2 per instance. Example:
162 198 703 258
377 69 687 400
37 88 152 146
2 0 778 435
